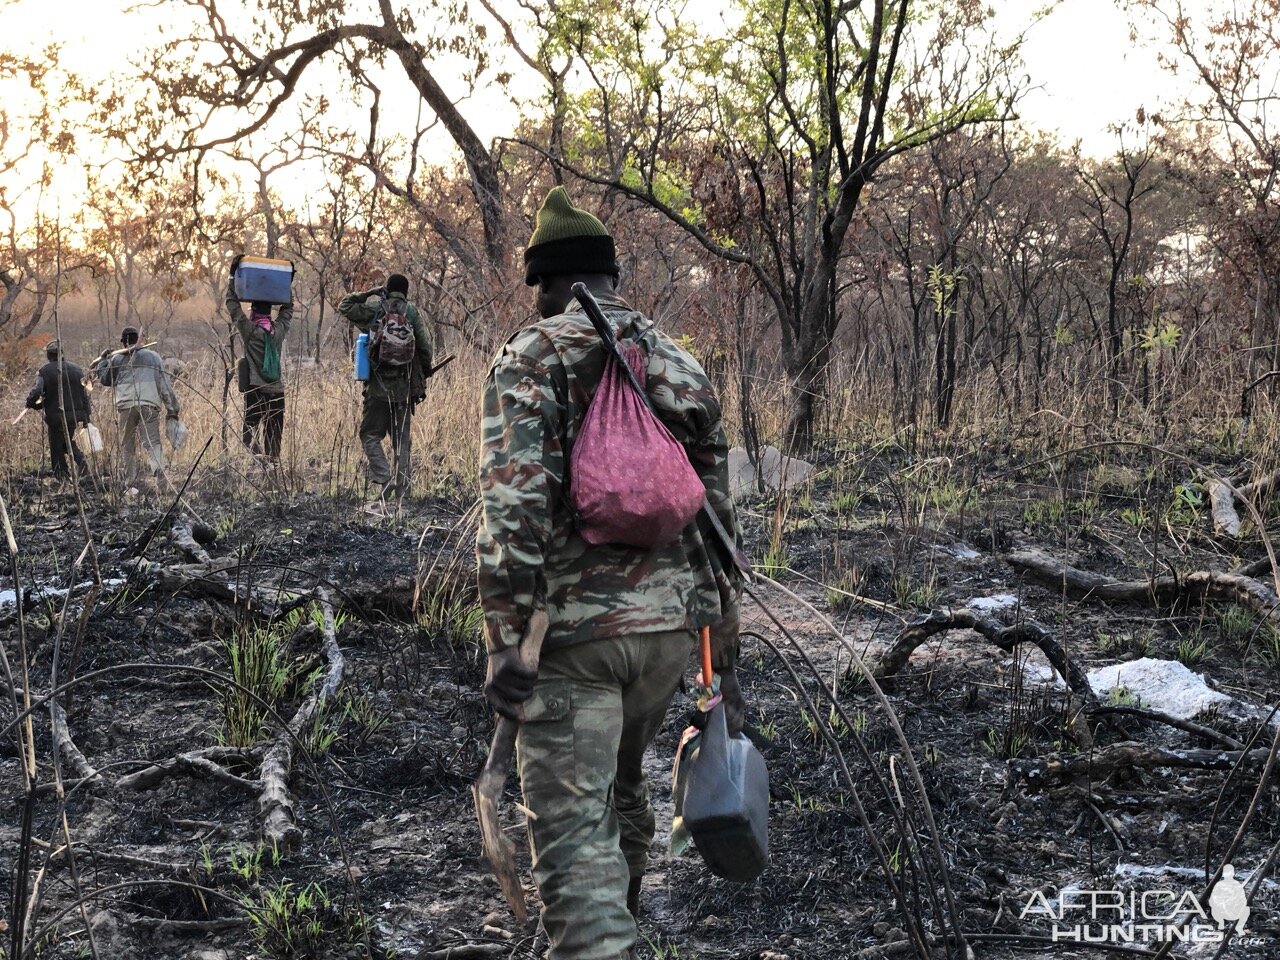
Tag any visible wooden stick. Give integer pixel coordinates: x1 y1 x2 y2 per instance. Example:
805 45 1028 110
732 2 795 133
472 610 549 922
1009 548 1280 623
11 408 30 426
873 606 1095 700
259 587 345 851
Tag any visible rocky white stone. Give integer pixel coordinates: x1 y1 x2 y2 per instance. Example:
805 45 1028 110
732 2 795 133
728 445 815 499
1087 658 1248 722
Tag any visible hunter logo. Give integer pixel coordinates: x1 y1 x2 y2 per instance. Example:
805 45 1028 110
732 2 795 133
1209 865 1250 935
1020 865 1266 946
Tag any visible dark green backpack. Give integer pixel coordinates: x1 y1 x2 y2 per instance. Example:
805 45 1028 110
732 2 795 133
260 332 281 382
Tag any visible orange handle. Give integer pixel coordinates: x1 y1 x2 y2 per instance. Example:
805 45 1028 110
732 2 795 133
699 625 714 688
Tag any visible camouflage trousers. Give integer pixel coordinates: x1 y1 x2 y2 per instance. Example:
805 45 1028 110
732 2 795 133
517 629 695 960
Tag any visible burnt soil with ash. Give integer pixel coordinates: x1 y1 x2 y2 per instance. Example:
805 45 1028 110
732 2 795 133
4 437 1280 960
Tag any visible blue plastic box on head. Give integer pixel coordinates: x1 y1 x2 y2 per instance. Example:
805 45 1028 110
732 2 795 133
233 256 294 305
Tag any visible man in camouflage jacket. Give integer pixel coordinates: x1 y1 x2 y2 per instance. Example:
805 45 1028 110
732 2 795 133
477 187 746 959
337 273 432 497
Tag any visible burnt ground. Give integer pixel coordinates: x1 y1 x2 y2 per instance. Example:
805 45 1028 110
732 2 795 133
3 433 1280 960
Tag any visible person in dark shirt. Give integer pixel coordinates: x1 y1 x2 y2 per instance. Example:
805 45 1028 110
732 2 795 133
25 339 91 480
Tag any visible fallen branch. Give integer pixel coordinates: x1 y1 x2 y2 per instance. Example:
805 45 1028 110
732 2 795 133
133 917 248 934
1205 466 1280 538
51 701 98 783
168 515 212 565
1009 549 1280 623
1087 704 1245 751
117 746 261 793
136 557 306 614
423 945 511 960
259 587 344 851
1206 478 1243 538
873 607 1095 700
1010 741 1272 787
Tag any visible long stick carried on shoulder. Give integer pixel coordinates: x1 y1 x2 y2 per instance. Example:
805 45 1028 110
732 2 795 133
571 282 752 576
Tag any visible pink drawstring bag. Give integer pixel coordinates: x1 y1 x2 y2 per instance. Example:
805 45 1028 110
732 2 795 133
569 341 705 549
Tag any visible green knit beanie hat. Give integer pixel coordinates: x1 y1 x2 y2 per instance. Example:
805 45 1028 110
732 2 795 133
524 186 618 285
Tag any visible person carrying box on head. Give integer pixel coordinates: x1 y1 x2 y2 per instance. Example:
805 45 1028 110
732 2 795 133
227 255 294 462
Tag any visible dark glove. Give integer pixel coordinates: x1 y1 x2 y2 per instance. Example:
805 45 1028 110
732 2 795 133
719 668 746 736
229 254 243 278
484 646 537 721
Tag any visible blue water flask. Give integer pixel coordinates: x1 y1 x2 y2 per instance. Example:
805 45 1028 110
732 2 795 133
354 333 370 381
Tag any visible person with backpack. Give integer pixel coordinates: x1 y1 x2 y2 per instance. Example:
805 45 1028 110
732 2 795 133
226 261 293 461
91 326 180 491
25 339 91 482
338 273 433 499
476 187 746 959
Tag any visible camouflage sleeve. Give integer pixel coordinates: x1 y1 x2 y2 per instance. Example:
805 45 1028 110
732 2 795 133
337 291 378 331
476 354 563 653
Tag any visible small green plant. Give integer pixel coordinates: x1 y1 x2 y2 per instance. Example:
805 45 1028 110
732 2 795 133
761 545 790 574
980 725 1032 759
849 708 868 735
823 564 864 613
303 700 339 757
832 491 863 516
927 480 974 517
799 708 821 745
827 705 849 737
417 585 484 649
1097 629 1154 659
342 690 390 744
1120 506 1149 530
199 842 215 879
789 784 825 813
221 621 292 747
1175 634 1210 667
1168 483 1203 526
1255 625 1280 668
1108 685 1138 707
1217 603 1256 646
888 841 904 875
229 844 267 885
244 879 368 959
1022 496 1066 527
642 934 700 959
891 572 940 610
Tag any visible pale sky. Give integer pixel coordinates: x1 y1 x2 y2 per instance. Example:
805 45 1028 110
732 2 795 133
0 0 1189 219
